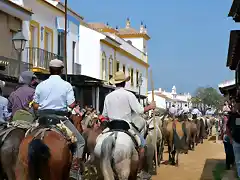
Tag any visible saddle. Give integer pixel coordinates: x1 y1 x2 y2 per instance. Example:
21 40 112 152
0 120 34 146
102 120 141 149
32 114 77 144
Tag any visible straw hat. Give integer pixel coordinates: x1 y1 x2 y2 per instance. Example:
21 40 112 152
109 71 130 85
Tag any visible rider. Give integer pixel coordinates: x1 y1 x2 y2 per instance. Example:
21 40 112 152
8 71 38 122
0 80 11 122
169 104 178 118
102 71 156 179
32 59 85 180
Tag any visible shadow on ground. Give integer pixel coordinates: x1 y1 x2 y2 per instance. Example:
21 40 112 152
200 159 225 180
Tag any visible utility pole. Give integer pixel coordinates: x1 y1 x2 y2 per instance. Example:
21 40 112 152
64 0 68 80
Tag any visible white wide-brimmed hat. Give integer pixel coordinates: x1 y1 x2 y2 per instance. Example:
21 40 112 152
109 71 130 85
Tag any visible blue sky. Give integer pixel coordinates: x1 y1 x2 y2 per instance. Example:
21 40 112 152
66 0 237 93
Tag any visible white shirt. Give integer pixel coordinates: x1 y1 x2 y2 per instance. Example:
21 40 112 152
169 107 178 116
102 87 144 122
191 108 201 116
182 106 189 113
34 75 75 111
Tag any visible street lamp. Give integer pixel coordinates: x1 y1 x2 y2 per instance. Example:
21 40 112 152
12 29 27 74
138 73 143 102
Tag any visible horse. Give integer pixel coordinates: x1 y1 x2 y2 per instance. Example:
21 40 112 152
15 110 84 180
0 120 33 180
193 117 205 144
90 113 153 180
204 116 215 136
165 116 188 166
144 114 164 173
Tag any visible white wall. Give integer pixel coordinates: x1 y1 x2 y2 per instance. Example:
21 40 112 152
67 21 80 74
79 25 103 79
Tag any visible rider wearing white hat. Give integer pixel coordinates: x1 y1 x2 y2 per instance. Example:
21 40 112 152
102 71 156 179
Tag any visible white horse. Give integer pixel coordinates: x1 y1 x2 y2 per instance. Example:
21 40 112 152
93 113 161 180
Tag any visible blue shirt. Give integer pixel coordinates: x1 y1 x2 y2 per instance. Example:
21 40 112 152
33 75 75 111
0 96 11 121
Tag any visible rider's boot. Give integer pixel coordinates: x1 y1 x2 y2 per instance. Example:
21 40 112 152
70 157 84 180
138 147 151 180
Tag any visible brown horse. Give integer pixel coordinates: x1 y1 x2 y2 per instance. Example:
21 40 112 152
165 119 187 166
0 120 33 180
15 113 84 180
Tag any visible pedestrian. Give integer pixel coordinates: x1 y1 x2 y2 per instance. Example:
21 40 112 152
222 112 235 170
226 100 240 177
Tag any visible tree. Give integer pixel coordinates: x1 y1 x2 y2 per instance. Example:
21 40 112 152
192 86 224 111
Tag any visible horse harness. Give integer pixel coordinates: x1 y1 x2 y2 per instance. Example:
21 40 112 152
102 120 140 150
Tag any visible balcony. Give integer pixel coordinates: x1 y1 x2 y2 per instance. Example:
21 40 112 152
0 56 32 77
25 47 63 73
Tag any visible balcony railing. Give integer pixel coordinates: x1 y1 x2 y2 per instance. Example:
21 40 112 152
0 56 32 77
25 47 63 70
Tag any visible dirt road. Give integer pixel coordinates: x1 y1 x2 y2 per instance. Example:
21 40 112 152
152 140 226 180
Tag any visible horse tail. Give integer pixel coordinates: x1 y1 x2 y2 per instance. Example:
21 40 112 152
28 139 51 179
100 136 115 180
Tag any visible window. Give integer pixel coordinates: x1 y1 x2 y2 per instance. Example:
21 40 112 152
57 32 64 58
29 20 40 66
130 68 134 86
116 61 120 72
72 41 76 73
44 26 53 52
122 64 126 74
101 52 106 80
109 55 113 80
136 70 139 87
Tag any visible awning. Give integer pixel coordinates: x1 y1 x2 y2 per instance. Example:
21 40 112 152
226 30 240 70
0 0 32 20
35 73 103 86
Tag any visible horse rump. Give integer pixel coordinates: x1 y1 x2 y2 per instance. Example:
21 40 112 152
100 136 115 180
28 139 51 180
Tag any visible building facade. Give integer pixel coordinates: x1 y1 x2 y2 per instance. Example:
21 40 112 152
150 86 192 109
0 0 32 77
80 19 149 96
9 0 82 75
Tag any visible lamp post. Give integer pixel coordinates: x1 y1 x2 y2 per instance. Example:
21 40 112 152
138 74 143 102
12 29 27 74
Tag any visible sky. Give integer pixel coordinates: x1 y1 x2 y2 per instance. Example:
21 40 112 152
66 0 238 93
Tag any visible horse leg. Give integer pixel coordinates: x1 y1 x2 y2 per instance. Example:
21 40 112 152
115 159 131 180
175 150 180 166
144 144 154 174
171 148 176 165
192 135 196 151
167 142 172 163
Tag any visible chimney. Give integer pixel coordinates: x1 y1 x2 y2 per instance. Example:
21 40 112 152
144 24 147 34
126 17 130 28
140 21 144 33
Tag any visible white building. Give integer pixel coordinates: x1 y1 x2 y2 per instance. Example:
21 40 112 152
149 86 192 109
79 19 150 111
11 0 82 74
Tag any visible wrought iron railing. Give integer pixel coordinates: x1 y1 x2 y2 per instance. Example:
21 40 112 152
25 47 63 70
0 56 32 77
